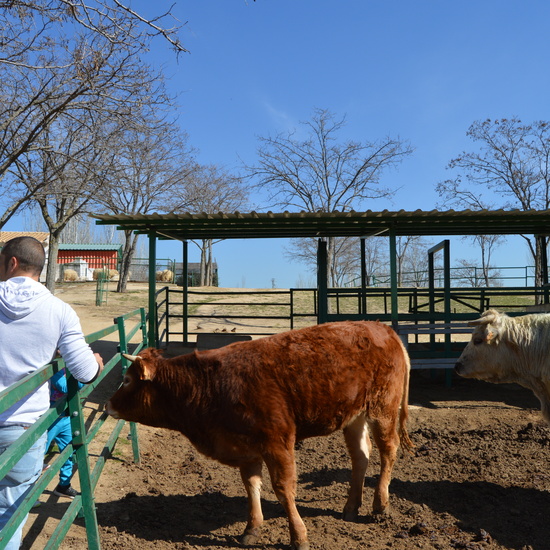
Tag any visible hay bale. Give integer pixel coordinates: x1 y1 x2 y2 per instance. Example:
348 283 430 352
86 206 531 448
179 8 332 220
63 269 78 282
93 268 119 281
93 269 106 280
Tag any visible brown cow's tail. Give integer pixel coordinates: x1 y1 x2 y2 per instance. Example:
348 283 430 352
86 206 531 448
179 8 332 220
398 348 415 453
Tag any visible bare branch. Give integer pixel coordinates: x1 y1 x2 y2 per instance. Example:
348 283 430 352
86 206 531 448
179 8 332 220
438 117 550 292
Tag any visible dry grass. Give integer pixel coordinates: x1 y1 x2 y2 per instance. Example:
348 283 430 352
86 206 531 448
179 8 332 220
54 281 544 341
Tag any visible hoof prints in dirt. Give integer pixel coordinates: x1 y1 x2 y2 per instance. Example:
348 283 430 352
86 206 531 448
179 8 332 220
95 382 549 550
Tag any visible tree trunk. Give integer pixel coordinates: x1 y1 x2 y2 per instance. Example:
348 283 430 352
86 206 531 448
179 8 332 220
327 236 336 287
206 240 213 286
480 244 490 287
200 239 213 286
200 241 207 286
117 230 138 293
45 233 61 292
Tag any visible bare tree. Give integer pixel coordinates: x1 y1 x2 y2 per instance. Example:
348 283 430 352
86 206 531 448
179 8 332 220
0 2 184 224
397 237 434 287
453 258 502 288
248 108 413 286
0 1 185 61
437 165 504 288
437 118 550 294
285 237 361 287
395 236 414 286
170 164 250 286
285 236 388 288
96 117 197 292
11 106 118 289
362 237 389 286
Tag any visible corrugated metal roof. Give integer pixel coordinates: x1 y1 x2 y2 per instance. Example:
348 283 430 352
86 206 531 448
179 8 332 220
58 244 122 251
93 209 550 240
0 231 49 244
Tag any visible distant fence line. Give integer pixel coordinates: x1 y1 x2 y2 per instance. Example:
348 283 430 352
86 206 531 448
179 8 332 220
346 265 538 289
57 257 539 288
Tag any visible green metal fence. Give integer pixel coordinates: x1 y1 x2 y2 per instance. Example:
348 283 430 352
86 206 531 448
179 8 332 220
0 307 148 549
95 270 109 306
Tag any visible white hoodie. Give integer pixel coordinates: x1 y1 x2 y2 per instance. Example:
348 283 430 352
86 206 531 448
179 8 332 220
0 277 99 426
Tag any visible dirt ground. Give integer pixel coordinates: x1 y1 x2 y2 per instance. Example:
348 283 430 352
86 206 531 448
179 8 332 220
21 284 550 550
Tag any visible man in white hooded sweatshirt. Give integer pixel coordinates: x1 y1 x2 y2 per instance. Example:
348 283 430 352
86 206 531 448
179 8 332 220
0 236 103 549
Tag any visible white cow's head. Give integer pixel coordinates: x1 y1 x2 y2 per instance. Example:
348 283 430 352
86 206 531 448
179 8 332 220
455 309 510 382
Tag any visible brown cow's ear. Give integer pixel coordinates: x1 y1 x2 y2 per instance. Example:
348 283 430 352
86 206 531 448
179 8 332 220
134 357 156 381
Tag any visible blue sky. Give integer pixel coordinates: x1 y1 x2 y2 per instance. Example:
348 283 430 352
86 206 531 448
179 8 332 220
9 1 550 287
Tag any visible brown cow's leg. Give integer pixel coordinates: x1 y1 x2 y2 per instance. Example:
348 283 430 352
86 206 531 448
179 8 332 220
263 445 309 550
369 418 399 514
239 459 264 545
342 413 371 521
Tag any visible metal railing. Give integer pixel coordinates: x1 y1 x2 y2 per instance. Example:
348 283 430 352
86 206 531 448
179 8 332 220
156 287 318 346
0 307 148 549
156 284 550 348
347 265 540 288
325 285 550 323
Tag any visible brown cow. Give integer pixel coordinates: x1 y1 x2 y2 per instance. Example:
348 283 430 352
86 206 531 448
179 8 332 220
106 321 413 550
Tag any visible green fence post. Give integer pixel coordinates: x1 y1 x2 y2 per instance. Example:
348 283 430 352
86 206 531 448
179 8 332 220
95 271 108 306
140 307 149 349
317 239 328 323
66 373 101 550
116 313 141 464
389 229 399 329
182 240 188 343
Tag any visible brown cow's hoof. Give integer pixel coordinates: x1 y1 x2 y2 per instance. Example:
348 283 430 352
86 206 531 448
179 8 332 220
342 508 359 522
369 509 391 525
240 528 260 546
372 498 389 515
291 542 310 550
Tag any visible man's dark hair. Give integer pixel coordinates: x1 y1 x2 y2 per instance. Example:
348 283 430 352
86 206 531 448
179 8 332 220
1 236 46 276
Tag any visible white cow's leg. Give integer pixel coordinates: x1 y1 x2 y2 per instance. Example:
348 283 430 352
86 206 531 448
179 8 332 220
239 459 264 545
342 413 371 521
263 442 309 550
534 381 550 426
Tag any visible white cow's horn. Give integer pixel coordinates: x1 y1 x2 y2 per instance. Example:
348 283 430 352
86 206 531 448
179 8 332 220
122 353 141 362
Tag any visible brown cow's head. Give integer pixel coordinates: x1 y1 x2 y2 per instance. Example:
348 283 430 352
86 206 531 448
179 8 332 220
455 309 509 382
106 348 165 425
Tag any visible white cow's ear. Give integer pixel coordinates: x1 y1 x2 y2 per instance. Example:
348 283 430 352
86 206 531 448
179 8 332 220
485 317 505 344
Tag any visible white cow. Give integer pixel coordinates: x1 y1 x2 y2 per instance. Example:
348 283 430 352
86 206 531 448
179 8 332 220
455 308 550 426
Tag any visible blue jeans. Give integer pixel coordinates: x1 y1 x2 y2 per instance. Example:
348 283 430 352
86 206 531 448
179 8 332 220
0 426 46 550
46 416 74 487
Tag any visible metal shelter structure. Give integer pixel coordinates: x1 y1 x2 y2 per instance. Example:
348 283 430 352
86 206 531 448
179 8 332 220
94 208 550 345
